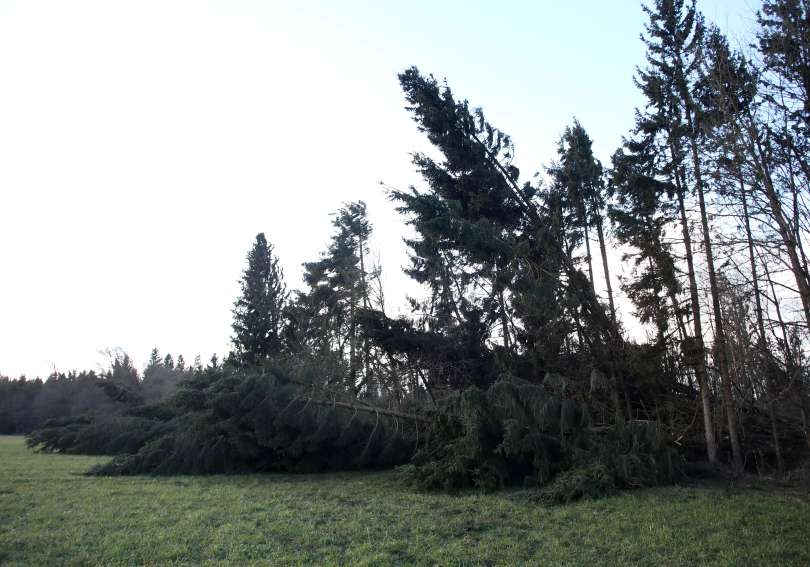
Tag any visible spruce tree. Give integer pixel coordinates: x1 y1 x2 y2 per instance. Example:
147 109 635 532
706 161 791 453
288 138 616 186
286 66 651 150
142 347 163 386
551 121 629 420
232 233 288 365
632 0 733 467
610 143 685 343
758 0 810 127
287 202 376 389
146 347 162 371
754 1 810 331
644 0 743 471
550 121 601 296
107 352 140 389
393 67 621 396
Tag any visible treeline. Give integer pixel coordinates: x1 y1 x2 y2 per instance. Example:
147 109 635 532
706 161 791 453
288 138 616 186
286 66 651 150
16 0 810 499
0 351 196 435
608 0 810 474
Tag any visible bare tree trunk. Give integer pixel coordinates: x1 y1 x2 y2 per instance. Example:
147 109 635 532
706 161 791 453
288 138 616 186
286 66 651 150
673 160 718 466
499 288 511 351
595 211 617 325
740 175 784 475
762 250 810 450
746 118 810 330
686 107 743 472
582 215 596 296
348 244 359 388
358 237 372 392
592 209 630 419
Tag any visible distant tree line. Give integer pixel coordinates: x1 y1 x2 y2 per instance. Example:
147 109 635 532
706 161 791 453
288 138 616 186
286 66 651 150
14 0 810 500
0 351 196 434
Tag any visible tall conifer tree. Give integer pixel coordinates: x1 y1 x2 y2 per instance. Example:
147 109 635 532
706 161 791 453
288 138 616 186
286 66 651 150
232 233 288 365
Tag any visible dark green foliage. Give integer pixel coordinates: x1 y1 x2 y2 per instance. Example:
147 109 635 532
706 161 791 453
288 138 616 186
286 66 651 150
87 360 418 475
403 378 679 501
284 202 379 391
757 0 810 125
23 360 677 503
0 375 44 434
26 365 678 504
26 414 175 456
393 67 620 394
536 462 616 504
232 233 288 365
357 307 499 391
22 352 191 451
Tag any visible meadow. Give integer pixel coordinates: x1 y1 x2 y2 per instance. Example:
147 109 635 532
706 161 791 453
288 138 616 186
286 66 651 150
1 436 809 566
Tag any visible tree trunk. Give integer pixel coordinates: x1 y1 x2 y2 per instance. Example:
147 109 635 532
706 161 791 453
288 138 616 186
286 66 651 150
349 279 357 387
595 211 617 325
591 207 629 419
673 160 718 466
685 107 743 472
358 237 372 391
740 174 784 475
582 213 596 297
499 288 511 351
746 117 810 330
762 253 810 450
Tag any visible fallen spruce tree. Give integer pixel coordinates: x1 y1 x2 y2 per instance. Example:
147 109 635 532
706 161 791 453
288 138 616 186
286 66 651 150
26 359 679 504
402 378 679 503
27 359 419 475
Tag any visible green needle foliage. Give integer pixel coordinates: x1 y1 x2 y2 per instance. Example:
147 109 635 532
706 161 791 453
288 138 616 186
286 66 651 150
232 233 288 366
84 360 419 476
27 364 678 503
403 377 679 503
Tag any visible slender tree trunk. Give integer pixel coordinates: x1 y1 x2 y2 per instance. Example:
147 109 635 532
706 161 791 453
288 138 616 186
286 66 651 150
499 288 511 351
582 215 596 296
762 254 810 450
595 211 617 325
358 237 372 392
592 207 630 419
349 253 358 387
746 119 810 330
349 296 357 385
685 108 743 472
673 160 718 466
740 174 784 475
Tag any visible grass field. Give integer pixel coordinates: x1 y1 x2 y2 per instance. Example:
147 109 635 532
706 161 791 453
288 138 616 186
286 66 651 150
1 436 809 566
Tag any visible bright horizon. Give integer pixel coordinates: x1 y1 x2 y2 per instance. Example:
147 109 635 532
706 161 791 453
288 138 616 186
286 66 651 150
0 0 761 378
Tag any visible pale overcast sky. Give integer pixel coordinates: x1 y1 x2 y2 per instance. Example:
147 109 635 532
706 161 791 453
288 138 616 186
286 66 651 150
0 0 760 378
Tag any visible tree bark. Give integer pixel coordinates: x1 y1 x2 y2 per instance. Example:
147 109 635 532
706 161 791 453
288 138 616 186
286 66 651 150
594 212 617 325
685 106 743 472
673 157 718 466
740 173 784 475
746 117 810 330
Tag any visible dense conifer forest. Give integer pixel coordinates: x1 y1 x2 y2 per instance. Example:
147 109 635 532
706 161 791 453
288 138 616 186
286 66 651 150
6 0 810 503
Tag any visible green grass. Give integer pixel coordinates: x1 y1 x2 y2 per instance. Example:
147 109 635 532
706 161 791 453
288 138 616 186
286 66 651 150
1 436 808 566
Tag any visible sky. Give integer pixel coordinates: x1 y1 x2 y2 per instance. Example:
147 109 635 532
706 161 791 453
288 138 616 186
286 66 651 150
0 0 762 379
